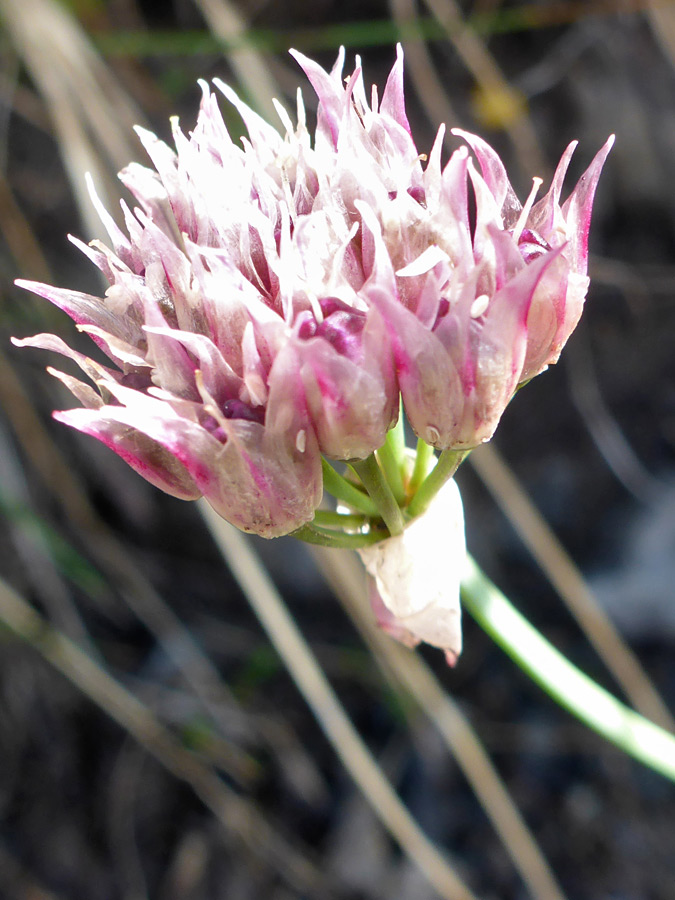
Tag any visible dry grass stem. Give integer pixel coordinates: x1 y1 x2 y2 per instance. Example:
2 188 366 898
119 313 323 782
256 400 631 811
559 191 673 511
313 545 568 900
0 169 52 282
106 741 152 900
0 416 97 655
0 575 327 896
565 321 664 504
420 0 548 177
200 502 480 900
193 0 285 122
0 0 145 234
0 0 142 166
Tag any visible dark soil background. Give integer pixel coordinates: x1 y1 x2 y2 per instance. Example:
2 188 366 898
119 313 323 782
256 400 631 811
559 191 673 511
1 1 674 899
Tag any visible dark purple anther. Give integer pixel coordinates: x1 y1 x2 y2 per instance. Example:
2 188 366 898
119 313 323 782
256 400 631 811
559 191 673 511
222 398 265 424
298 298 367 359
432 297 450 331
202 415 227 443
407 186 427 208
297 314 317 340
316 309 366 358
517 228 551 264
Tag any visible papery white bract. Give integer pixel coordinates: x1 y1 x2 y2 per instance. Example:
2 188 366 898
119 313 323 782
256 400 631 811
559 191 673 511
358 476 466 665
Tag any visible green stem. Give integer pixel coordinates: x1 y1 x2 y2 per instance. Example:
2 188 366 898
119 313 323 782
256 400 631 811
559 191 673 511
312 510 369 530
407 449 468 519
376 427 406 506
293 523 383 549
407 438 435 499
350 454 405 536
461 555 675 783
321 458 379 517
391 398 407 458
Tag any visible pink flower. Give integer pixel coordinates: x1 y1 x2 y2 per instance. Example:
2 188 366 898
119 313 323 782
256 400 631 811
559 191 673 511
286 46 612 451
13 46 611 538
456 130 615 383
13 60 402 535
13 85 334 537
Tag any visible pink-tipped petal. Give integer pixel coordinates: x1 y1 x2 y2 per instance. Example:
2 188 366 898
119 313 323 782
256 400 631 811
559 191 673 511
561 134 615 273
367 282 464 449
55 405 201 501
452 128 520 222
289 49 346 147
15 279 142 348
380 44 412 135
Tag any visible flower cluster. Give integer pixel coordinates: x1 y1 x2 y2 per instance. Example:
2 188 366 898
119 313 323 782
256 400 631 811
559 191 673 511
14 47 612 537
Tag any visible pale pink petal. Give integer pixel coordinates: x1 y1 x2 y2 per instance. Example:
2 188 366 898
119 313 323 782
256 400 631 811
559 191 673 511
55 406 201 501
295 316 396 460
214 78 284 166
15 279 142 348
289 49 347 147
46 368 103 409
366 282 464 449
367 577 421 649
463 247 563 442
380 44 412 136
561 135 615 273
85 172 132 263
529 141 578 237
11 332 129 386
452 128 521 223
144 326 242 406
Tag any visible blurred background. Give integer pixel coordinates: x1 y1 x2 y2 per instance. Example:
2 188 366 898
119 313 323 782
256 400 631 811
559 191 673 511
1 0 675 898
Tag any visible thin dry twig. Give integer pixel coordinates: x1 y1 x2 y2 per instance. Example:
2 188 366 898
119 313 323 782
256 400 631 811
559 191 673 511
0 168 53 283
159 829 210 900
0 574 328 897
0 345 265 759
469 442 675 732
200 501 480 900
0 0 145 234
565 319 664 505
106 740 151 900
312 545 568 900
0 416 97 655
